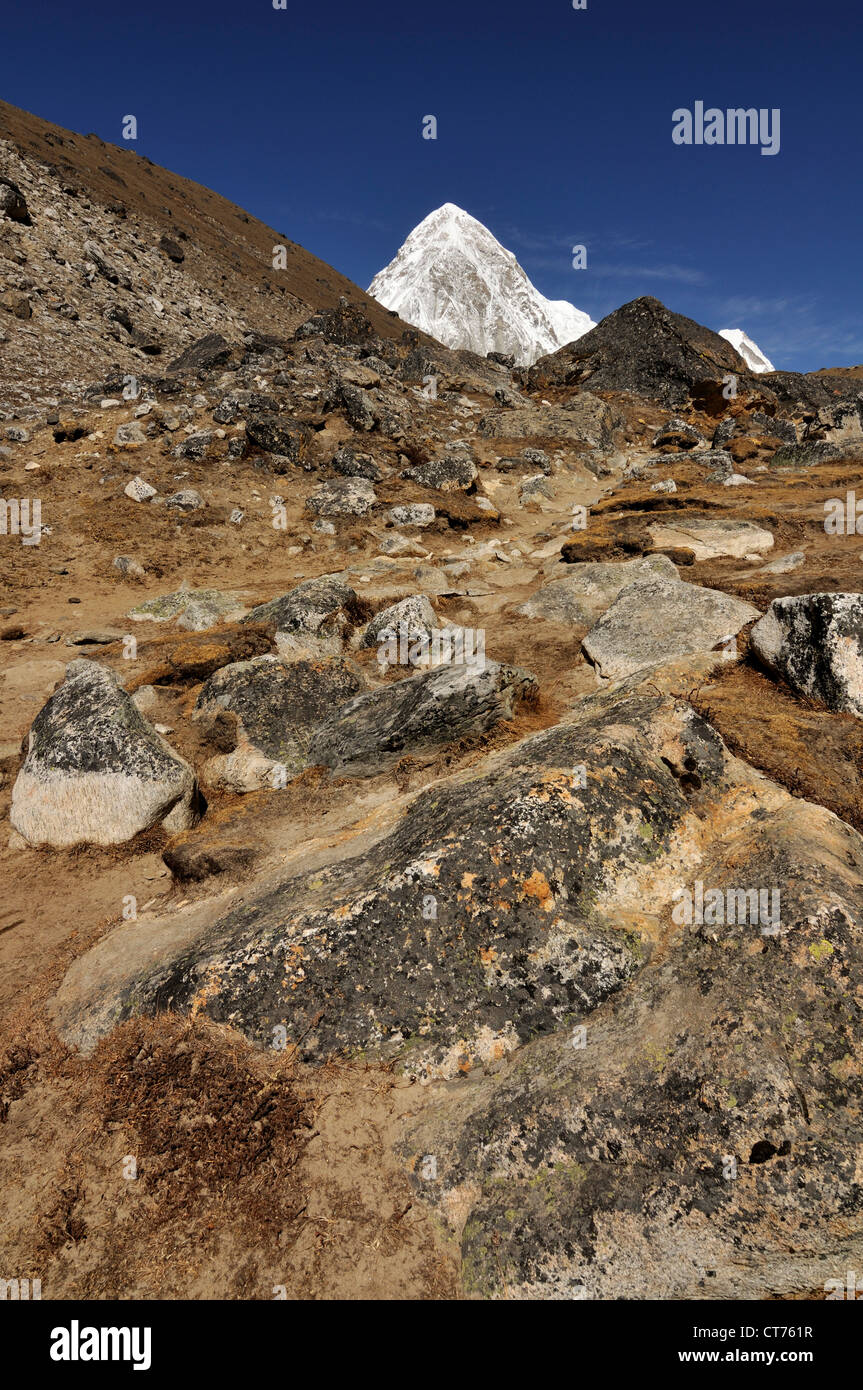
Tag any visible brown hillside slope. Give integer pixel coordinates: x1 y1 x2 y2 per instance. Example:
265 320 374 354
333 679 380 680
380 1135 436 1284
0 98 419 405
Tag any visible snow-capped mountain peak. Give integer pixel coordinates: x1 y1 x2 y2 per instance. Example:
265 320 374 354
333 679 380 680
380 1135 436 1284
367 203 595 366
718 328 775 374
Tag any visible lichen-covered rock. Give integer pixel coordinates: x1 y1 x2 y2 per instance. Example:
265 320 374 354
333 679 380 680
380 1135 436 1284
519 556 677 626
243 576 363 657
398 731 863 1298
361 595 439 649
128 585 246 629
652 417 704 450
11 660 198 846
244 412 311 464
388 503 435 527
308 660 538 776
403 454 477 492
305 477 377 518
165 488 204 512
769 440 851 469
750 592 863 716
582 577 758 680
124 476 157 502
194 653 365 791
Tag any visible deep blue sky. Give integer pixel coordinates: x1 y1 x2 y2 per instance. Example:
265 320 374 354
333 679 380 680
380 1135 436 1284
5 0 861 371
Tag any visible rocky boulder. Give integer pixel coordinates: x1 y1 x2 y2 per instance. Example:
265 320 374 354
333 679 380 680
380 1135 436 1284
519 555 678 626
361 595 439 650
244 413 311 466
403 454 477 492
243 576 363 657
750 593 863 716
167 333 232 374
10 660 199 846
194 654 365 791
582 577 759 680
308 660 538 776
305 477 377 518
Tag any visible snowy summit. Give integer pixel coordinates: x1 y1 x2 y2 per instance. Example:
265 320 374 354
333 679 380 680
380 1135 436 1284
367 203 595 366
718 328 775 374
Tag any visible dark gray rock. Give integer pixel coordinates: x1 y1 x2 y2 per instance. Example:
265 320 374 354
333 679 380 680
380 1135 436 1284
337 382 376 431
750 592 863 716
173 432 212 461
308 659 537 776
244 413 311 465
10 659 198 846
331 445 382 481
167 333 232 375
194 653 364 789
243 575 363 656
403 454 477 492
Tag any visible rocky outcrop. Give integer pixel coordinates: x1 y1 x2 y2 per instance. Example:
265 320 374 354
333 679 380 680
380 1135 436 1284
527 297 749 405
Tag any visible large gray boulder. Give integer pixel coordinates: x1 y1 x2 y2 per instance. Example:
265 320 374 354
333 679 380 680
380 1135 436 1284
10 660 198 846
361 595 439 649
583 577 759 680
750 592 863 716
647 517 774 561
403 454 477 492
305 477 377 517
519 555 677 626
308 660 538 776
243 576 362 657
194 654 365 791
